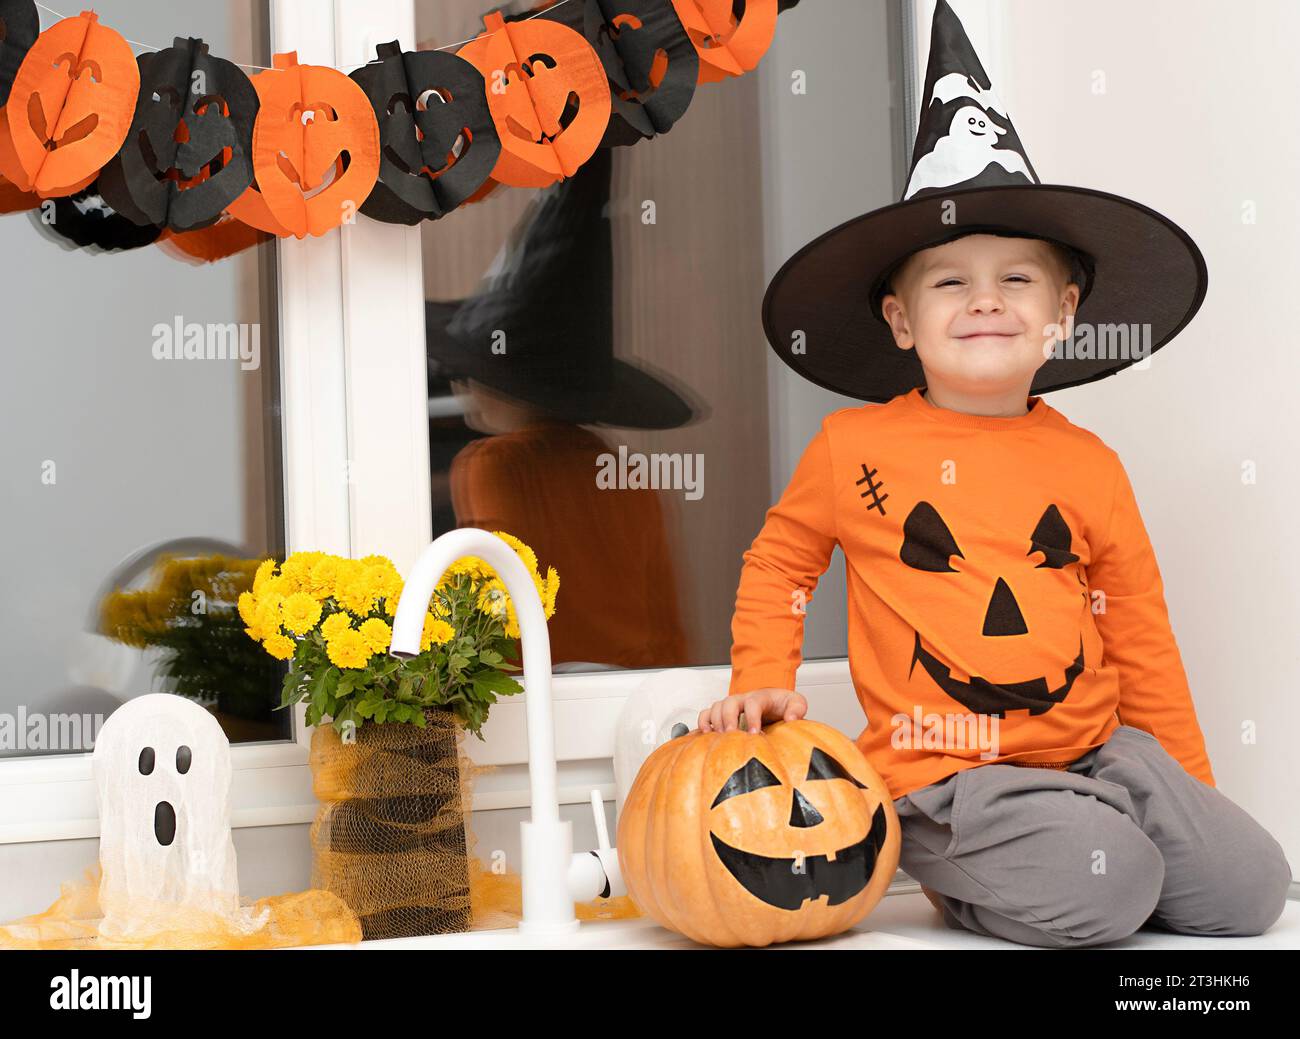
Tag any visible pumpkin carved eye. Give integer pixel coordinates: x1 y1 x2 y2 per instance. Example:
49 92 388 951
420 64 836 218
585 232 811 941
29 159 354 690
901 501 964 572
711 757 781 807
805 747 869 788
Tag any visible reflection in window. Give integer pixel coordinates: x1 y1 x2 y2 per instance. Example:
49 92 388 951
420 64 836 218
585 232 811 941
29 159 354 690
417 0 881 673
0 0 286 756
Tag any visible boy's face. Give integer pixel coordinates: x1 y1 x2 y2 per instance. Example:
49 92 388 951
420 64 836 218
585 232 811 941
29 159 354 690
879 234 1080 396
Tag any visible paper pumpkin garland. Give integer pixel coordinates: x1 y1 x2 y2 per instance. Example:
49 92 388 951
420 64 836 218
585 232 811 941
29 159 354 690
349 41 501 225
0 1 794 254
458 11 611 189
671 0 777 84
229 52 379 239
0 0 39 107
98 37 259 232
580 0 699 147
6 10 139 197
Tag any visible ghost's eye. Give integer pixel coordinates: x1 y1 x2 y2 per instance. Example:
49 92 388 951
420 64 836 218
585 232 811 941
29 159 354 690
176 746 192 775
139 747 155 775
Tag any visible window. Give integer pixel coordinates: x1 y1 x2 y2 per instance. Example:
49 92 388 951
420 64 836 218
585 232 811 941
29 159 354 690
413 0 906 675
0 0 287 759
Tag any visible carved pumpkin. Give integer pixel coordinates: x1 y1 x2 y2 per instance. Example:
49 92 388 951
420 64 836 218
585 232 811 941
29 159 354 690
457 11 611 189
670 0 777 84
0 0 40 107
900 499 1089 717
617 718 900 947
6 10 139 197
231 51 379 238
349 41 500 225
98 37 259 232
581 0 699 147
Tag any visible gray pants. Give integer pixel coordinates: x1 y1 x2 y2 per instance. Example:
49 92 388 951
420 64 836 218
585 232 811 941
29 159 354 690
892 725 1293 947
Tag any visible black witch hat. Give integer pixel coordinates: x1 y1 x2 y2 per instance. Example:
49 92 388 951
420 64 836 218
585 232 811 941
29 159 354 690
425 148 695 430
761 0 1207 404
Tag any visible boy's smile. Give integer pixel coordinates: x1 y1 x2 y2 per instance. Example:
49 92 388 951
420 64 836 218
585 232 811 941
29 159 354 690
879 233 1080 414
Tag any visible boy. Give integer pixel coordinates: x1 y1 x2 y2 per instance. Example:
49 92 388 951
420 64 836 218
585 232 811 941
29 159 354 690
702 1 1291 947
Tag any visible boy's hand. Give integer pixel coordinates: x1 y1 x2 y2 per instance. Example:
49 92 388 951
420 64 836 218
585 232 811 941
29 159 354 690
698 688 808 734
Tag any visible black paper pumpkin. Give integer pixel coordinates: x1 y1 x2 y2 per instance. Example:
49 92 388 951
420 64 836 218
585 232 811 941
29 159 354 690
583 0 699 147
350 41 501 226
33 179 163 252
527 0 698 148
0 0 39 107
98 37 258 232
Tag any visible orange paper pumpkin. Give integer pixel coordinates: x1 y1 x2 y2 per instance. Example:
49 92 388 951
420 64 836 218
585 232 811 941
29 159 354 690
6 10 139 197
458 12 611 190
617 718 900 948
670 0 777 84
236 52 379 238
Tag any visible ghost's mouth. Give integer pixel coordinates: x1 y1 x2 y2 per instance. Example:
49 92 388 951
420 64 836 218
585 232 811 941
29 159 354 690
154 801 177 846
909 630 1084 717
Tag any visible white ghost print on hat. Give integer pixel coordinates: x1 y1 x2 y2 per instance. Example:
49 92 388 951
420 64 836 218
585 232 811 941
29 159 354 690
92 693 266 940
902 4 1039 201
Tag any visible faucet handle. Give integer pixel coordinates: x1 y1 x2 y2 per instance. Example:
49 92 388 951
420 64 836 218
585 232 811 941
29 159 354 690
589 789 611 850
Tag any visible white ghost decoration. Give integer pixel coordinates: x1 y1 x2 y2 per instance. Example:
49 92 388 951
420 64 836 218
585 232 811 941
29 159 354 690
92 693 264 940
904 104 1033 199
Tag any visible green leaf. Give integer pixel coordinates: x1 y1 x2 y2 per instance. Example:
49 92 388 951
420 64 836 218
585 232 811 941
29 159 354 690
471 670 524 696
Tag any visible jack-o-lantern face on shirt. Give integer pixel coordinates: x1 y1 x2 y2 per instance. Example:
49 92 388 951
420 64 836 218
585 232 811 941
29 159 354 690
900 499 1088 717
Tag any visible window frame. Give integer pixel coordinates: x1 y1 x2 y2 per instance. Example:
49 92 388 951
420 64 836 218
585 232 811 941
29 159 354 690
0 0 909 848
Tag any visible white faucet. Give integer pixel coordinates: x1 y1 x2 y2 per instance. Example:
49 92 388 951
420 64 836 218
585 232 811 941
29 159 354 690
389 527 625 935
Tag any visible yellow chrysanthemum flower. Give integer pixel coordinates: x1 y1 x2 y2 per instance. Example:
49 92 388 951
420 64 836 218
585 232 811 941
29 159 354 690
358 617 393 654
308 556 346 599
493 531 539 576
263 633 296 660
325 628 372 670
255 592 285 638
280 551 325 591
540 566 559 618
320 612 354 640
421 614 455 651
281 592 323 636
252 558 278 595
237 591 259 627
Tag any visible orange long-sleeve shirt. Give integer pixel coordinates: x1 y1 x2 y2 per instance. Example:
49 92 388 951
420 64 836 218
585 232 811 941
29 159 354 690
728 386 1215 800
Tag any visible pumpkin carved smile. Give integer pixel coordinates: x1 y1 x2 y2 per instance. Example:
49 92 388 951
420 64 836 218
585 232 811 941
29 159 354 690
711 802 890 911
